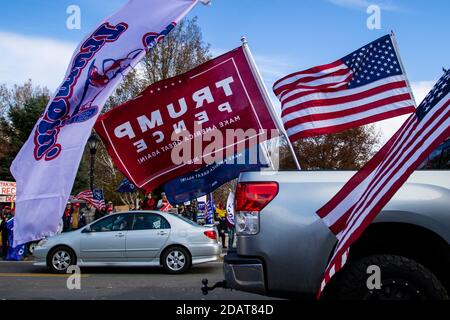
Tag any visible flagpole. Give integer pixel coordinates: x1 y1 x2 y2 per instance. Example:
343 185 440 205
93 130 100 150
240 36 302 170
390 31 418 108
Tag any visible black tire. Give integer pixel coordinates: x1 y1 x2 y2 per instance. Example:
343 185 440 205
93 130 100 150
161 246 191 274
326 254 448 300
47 246 76 274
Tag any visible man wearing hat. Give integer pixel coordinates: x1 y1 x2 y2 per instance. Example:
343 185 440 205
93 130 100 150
157 192 172 212
107 201 115 214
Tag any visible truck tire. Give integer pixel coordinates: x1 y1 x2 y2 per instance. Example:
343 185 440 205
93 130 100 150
326 254 448 300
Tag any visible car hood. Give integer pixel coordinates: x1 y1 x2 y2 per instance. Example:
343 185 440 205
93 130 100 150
45 229 80 244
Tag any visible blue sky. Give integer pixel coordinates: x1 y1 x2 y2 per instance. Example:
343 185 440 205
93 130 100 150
0 0 448 140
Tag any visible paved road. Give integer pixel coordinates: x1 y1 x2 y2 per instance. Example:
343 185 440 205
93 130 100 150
0 261 273 300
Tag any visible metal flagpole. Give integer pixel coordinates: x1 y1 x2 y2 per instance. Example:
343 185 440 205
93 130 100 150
240 36 302 170
390 30 418 108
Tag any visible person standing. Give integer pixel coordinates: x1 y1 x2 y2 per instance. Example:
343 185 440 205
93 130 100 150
63 203 72 232
157 192 172 212
81 203 96 225
71 203 81 230
141 192 156 210
1 213 8 258
216 202 227 249
106 201 115 214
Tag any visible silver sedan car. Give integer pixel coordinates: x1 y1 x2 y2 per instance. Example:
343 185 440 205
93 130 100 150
34 211 221 274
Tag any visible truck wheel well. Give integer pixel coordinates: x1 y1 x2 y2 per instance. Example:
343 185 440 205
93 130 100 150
347 222 450 292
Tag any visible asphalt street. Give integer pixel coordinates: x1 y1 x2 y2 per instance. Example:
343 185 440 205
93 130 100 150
0 260 274 300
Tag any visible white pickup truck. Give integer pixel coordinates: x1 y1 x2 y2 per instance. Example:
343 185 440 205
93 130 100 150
221 139 450 300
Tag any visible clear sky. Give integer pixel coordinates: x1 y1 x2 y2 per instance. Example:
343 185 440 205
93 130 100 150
1 0 448 141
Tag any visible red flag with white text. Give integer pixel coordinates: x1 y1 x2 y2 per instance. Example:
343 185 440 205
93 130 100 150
94 47 278 192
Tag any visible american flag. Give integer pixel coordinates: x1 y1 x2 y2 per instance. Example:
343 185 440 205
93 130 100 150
316 69 450 297
74 189 106 211
273 34 416 141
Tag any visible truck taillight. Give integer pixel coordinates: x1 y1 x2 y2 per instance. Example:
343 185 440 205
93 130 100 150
235 182 278 235
235 182 279 212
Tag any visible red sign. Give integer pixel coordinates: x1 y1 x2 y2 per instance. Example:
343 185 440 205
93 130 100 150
95 47 277 192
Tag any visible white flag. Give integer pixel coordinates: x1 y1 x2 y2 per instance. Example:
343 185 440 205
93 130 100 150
226 191 235 226
10 0 201 246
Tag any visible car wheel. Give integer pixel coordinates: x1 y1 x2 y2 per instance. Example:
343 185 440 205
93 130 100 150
162 246 191 274
326 254 448 300
48 246 76 274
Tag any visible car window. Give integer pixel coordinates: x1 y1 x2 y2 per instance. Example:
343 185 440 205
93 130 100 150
132 213 170 231
441 145 450 169
418 139 449 170
90 214 132 232
171 214 199 227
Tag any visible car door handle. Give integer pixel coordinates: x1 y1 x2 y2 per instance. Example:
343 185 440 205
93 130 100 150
157 231 168 236
115 233 125 238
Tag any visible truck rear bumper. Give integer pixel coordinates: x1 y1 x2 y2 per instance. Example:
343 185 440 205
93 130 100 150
223 251 266 295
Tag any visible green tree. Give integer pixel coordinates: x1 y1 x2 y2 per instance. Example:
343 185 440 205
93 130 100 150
0 81 50 180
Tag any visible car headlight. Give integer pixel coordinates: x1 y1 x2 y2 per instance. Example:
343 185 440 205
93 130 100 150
37 239 48 247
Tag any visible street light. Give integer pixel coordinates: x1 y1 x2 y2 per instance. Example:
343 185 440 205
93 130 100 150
88 132 100 191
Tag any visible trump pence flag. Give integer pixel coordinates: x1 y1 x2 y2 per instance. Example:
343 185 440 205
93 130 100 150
316 69 450 296
10 0 206 246
94 47 278 193
273 34 416 141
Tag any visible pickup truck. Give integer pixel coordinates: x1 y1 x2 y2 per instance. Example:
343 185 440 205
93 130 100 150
222 139 450 300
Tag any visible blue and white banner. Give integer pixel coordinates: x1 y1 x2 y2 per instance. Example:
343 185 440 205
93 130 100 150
117 179 137 193
10 0 202 246
164 145 269 205
206 194 215 225
5 219 26 261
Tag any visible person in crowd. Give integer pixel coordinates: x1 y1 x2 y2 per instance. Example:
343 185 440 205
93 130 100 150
216 202 227 249
226 215 235 249
157 192 172 212
3 206 11 220
178 204 186 217
107 201 115 214
63 203 72 232
1 213 8 258
141 192 156 210
81 202 96 225
186 204 195 222
95 207 107 220
71 203 81 230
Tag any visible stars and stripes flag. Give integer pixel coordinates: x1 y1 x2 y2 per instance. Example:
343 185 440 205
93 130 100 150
316 69 450 297
74 189 106 211
273 34 416 141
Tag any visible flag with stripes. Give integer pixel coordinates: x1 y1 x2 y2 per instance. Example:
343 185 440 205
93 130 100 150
316 70 450 297
75 189 106 211
273 34 416 141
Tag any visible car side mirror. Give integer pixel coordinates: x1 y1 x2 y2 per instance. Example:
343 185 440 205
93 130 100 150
83 226 92 233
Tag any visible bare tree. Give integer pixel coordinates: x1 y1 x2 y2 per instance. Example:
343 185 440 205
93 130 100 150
280 125 381 170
